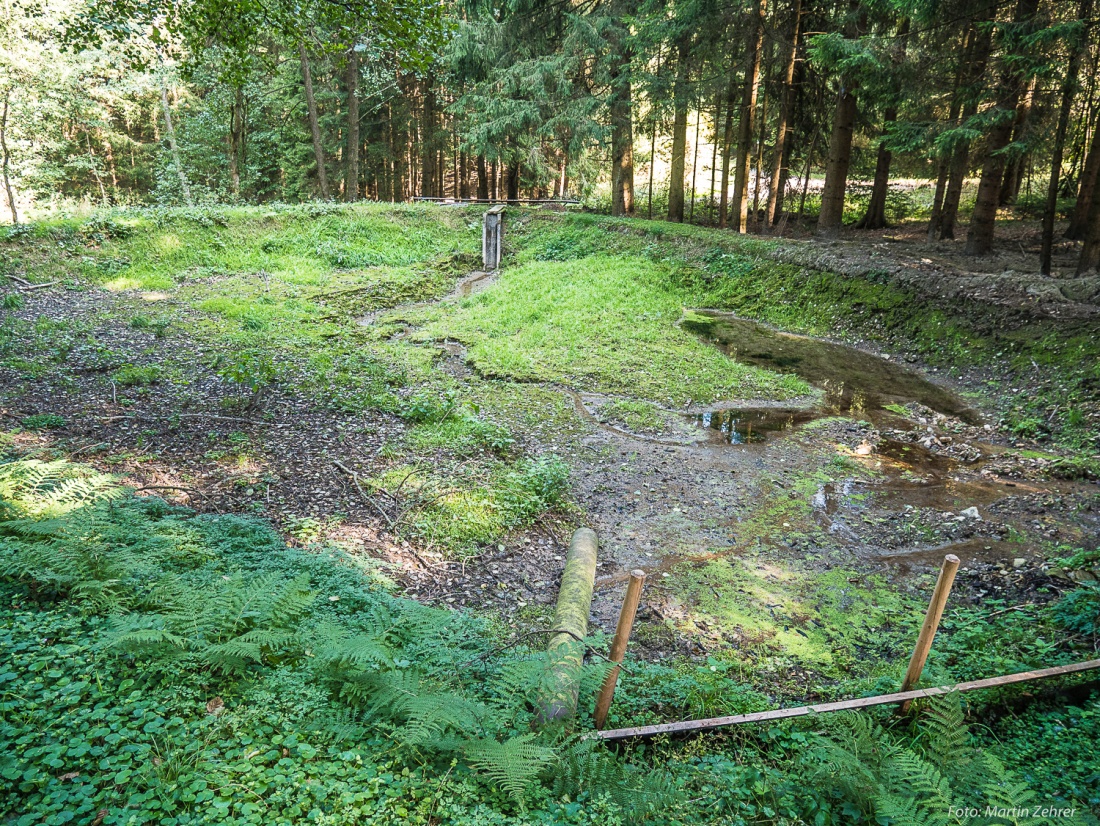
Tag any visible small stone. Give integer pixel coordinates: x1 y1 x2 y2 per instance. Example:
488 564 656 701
1013 558 1026 568
960 507 980 519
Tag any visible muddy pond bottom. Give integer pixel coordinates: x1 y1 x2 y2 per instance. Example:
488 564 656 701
683 310 978 422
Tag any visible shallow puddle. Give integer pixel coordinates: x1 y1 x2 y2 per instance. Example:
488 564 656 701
692 407 818 444
683 311 977 422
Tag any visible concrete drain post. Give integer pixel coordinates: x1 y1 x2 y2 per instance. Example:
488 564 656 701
535 528 598 726
899 553 960 713
482 205 505 271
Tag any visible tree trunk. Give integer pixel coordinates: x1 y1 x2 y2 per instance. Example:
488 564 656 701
298 44 330 200
667 37 691 222
1 93 19 224
689 108 702 221
228 87 243 197
817 87 857 236
858 109 895 230
718 54 738 228
506 161 519 204
858 19 909 230
966 0 1040 255
421 79 437 198
1041 0 1091 273
998 77 1036 206
345 49 360 202
939 11 996 240
709 94 720 223
766 0 802 226
1067 122 1100 239
609 7 635 217
732 0 766 233
1078 126 1100 272
477 155 489 200
159 83 192 205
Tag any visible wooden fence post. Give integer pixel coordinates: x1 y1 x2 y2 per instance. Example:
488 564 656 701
899 553 960 712
593 570 646 729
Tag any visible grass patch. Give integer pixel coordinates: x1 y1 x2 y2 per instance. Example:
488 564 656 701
413 255 809 405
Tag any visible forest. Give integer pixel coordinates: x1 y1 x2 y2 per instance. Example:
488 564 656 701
1 0 1100 825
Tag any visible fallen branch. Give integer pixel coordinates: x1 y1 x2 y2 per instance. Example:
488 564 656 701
100 413 260 425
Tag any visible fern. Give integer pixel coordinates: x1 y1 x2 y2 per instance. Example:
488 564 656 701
0 458 120 518
805 695 1057 826
1 500 174 611
108 572 315 674
463 733 556 806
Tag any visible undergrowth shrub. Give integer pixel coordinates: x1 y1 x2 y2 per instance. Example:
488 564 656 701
0 456 677 823
806 696 1057 825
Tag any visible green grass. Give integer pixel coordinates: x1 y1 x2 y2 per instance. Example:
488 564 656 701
411 255 809 406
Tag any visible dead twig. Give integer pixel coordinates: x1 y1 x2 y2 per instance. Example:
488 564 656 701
100 413 260 425
134 484 210 501
333 460 395 528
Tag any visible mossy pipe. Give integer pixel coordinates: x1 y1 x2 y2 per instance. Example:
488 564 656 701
535 527 598 725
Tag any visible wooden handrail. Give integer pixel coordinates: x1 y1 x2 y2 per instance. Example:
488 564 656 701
595 658 1100 741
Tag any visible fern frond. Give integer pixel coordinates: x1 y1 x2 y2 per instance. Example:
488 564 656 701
464 733 556 805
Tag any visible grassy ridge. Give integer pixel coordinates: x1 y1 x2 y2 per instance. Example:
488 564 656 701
410 254 809 405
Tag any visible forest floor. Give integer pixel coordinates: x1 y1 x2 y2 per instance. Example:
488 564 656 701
2 204 1098 702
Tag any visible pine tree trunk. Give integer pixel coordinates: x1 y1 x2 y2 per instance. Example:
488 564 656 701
858 19 908 230
159 83 192 205
477 155 489 200
858 107 895 230
1 93 18 224
610 80 635 215
298 44 330 200
718 55 738 228
1041 0 1090 273
1067 124 1100 239
938 10 996 240
817 87 857 236
228 88 243 197
709 94 720 223
766 0 802 227
421 79 436 198
965 0 1039 255
732 0 766 233
610 5 635 217
506 161 519 204
998 77 1036 206
1078 125 1100 272
345 49 360 202
667 38 691 222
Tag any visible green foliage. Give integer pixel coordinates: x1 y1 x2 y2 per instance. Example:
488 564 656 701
20 413 66 430
497 456 570 523
210 349 275 405
0 457 120 518
1054 586 1100 636
111 363 162 386
806 696 1060 826
399 389 460 424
